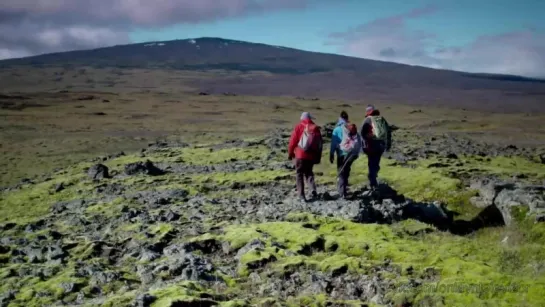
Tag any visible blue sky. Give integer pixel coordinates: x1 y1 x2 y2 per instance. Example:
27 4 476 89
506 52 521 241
131 0 545 53
1 0 544 77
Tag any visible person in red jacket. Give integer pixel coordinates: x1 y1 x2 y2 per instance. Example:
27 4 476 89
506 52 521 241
288 112 323 202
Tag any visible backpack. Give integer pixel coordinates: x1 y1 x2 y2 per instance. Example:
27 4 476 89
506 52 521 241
370 116 388 141
298 123 321 152
340 125 361 156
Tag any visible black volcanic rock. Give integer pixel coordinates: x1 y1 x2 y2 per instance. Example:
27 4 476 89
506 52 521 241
87 164 109 180
124 160 165 176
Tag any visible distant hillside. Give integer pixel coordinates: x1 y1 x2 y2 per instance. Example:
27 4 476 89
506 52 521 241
2 37 545 111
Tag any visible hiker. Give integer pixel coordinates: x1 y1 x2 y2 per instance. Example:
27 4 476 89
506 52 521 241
288 112 323 202
360 104 392 190
329 111 361 199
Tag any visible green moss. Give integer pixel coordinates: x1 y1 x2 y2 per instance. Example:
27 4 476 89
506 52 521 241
85 197 127 217
213 216 545 306
0 253 10 264
238 249 277 276
100 290 137 307
255 222 324 253
286 294 328 307
313 253 361 274
150 223 174 237
258 298 281 307
117 222 143 232
149 281 214 307
221 225 262 250
475 156 545 180
221 299 252 307
181 146 268 165
11 266 87 306
0 173 89 223
510 206 530 225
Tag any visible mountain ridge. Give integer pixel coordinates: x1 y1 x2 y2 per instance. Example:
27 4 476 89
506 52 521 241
1 36 543 81
1 37 545 112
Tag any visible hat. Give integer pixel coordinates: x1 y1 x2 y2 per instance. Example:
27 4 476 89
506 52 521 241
366 105 375 113
300 112 315 120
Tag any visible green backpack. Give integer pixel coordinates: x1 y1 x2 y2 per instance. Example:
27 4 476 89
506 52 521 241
370 116 388 141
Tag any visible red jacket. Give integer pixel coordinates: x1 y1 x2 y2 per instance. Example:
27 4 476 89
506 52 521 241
288 119 323 161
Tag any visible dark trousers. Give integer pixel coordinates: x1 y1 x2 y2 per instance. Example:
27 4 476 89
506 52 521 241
295 159 316 198
367 151 383 188
337 155 355 197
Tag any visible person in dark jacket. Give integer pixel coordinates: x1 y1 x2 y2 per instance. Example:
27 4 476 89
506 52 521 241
360 105 392 190
288 112 323 202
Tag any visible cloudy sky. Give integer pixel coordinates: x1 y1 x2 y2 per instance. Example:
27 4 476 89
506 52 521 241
1 0 544 77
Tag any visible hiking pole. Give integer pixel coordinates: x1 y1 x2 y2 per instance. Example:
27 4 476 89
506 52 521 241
336 152 353 180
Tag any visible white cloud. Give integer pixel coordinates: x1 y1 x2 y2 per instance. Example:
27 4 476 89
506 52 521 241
328 6 545 78
0 0 322 59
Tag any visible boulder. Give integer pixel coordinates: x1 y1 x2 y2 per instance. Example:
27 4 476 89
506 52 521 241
470 178 545 225
87 164 109 180
124 160 164 176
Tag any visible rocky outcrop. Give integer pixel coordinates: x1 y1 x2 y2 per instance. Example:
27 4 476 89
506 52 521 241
470 178 545 225
124 160 165 176
87 164 109 180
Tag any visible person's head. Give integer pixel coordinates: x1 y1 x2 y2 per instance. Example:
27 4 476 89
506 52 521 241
300 112 314 121
366 104 376 116
340 111 349 121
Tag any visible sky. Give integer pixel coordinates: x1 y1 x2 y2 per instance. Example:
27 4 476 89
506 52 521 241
1 0 544 77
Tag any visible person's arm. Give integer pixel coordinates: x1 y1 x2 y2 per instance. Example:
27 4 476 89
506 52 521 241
330 127 340 160
288 124 300 159
361 118 372 152
384 118 392 151
315 126 323 164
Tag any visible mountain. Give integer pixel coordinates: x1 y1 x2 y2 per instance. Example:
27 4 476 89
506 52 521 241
2 37 545 111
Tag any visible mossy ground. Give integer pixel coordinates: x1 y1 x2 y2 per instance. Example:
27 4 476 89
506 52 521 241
208 215 545 306
1 135 544 306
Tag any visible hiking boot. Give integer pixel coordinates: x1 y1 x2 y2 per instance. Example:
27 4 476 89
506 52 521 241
298 196 308 203
310 191 318 201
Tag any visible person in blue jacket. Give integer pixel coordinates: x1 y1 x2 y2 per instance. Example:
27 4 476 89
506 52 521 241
329 111 359 199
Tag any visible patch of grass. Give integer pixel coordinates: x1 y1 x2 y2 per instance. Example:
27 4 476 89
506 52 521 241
149 223 174 238
471 156 545 180
220 299 252 307
181 146 268 165
208 216 545 306
256 222 324 253
238 249 277 276
149 281 213 307
222 225 262 250
99 290 137 307
85 197 126 217
0 173 90 223
10 266 86 307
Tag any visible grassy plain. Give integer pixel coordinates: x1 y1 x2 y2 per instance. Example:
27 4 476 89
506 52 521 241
2 67 545 187
1 64 545 306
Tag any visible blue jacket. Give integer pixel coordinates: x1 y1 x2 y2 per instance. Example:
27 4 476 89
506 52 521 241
330 118 348 158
